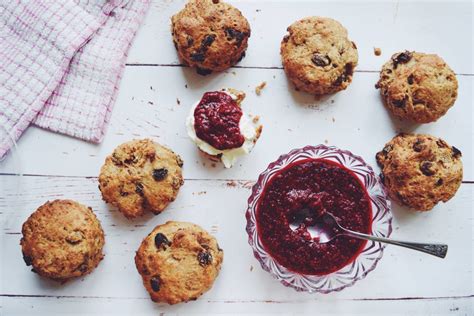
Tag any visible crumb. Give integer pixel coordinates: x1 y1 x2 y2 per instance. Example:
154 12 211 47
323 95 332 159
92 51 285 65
148 101 154 105
211 163 216 168
132 97 134 100
252 115 260 124
232 71 236 75
288 128 292 132
332 117 335 123
374 47 382 56
185 84 188 88
256 9 261 12
272 75 276 79
150 86 154 91
255 81 267 95
330 100 335 104
226 180 237 187
250 265 254 271
176 98 181 105
324 139 329 144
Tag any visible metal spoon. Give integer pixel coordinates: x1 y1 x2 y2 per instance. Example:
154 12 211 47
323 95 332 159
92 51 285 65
289 211 448 258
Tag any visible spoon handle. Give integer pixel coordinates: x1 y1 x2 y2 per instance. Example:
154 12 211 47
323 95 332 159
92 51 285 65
343 229 448 258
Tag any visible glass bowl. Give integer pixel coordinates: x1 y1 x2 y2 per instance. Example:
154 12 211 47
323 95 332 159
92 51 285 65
245 145 392 293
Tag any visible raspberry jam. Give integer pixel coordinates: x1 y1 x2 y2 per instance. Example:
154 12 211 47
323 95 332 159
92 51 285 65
194 91 245 150
256 158 372 275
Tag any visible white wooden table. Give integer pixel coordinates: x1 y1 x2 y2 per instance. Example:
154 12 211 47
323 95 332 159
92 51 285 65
1 1 473 315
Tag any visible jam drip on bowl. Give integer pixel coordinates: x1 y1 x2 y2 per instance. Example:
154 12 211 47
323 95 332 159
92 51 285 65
256 158 372 276
194 91 245 150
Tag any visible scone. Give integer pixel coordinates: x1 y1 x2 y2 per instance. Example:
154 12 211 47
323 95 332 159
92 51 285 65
186 88 262 168
280 16 358 95
135 221 223 304
98 139 184 219
20 200 105 282
171 0 250 75
376 51 458 123
376 134 463 211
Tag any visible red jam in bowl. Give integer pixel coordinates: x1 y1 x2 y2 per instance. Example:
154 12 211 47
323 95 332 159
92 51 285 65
256 158 372 275
194 91 245 150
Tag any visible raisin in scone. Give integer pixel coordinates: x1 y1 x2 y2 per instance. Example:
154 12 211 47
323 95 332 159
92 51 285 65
171 0 250 75
20 200 105 282
98 139 184 219
376 134 463 211
281 16 358 95
135 221 223 304
376 51 458 123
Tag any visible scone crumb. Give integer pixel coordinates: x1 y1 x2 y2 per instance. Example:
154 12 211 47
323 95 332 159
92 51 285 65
255 81 267 95
374 47 382 56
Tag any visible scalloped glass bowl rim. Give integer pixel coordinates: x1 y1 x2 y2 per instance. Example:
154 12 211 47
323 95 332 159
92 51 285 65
245 144 393 293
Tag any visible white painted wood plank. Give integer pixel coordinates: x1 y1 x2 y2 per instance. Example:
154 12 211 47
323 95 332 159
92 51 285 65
2 295 472 315
128 0 474 74
1 176 472 315
1 67 472 180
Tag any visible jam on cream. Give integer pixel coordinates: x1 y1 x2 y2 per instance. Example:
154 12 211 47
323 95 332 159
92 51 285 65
186 90 261 168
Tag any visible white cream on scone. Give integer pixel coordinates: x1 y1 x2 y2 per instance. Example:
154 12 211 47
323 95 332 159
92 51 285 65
186 91 261 168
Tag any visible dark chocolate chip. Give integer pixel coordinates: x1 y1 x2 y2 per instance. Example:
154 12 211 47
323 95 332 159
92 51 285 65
379 172 385 184
201 34 216 48
436 139 448 148
197 251 213 266
311 54 331 67
152 168 168 181
23 254 32 266
392 51 412 68
135 183 144 196
452 146 462 158
186 37 194 47
154 233 171 250
413 139 424 152
407 74 414 84
420 161 436 176
78 262 89 273
333 63 353 86
150 276 161 292
225 28 247 46
237 51 246 63
190 52 205 62
392 97 407 108
120 191 129 197
196 67 212 75
436 178 444 186
382 144 393 155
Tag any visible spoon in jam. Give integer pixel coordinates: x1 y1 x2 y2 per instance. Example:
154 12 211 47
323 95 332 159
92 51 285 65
289 211 448 258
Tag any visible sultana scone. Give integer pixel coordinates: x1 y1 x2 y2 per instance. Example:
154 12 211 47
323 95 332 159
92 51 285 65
135 221 223 304
280 16 358 95
171 0 250 75
376 133 463 211
376 51 458 123
20 200 105 282
98 139 184 219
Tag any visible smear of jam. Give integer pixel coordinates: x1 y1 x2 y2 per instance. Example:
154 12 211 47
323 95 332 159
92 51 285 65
194 91 245 150
256 158 372 275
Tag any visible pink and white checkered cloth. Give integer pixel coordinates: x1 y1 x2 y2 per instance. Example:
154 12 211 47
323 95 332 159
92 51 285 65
0 0 151 158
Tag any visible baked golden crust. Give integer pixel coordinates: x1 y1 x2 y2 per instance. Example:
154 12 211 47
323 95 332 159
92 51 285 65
98 139 184 219
376 134 463 211
20 200 105 282
280 16 358 95
171 0 250 74
376 51 458 123
135 221 223 304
